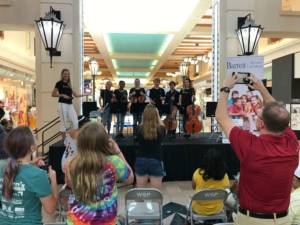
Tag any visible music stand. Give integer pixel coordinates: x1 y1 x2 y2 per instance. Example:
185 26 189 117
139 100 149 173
206 102 217 131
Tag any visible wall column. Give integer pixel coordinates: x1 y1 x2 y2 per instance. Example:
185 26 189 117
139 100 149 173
35 0 83 130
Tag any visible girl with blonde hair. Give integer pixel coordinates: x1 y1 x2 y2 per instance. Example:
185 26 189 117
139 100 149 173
66 122 133 225
135 104 166 189
52 68 89 133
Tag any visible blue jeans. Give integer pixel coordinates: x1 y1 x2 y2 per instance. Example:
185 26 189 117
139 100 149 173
135 157 166 177
116 113 125 134
102 107 112 134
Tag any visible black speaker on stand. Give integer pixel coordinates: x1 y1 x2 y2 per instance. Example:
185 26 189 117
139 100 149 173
82 101 98 118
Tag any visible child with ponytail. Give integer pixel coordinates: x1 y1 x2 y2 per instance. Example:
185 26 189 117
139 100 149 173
0 126 58 225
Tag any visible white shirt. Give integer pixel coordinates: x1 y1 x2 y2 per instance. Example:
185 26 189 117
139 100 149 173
289 187 300 225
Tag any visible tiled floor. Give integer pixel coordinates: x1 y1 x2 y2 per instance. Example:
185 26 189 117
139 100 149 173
43 181 194 225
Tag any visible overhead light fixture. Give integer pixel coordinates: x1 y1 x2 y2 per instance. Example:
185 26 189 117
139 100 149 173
84 55 92 62
35 6 65 68
190 57 198 65
89 58 99 102
180 62 189 76
236 13 263 55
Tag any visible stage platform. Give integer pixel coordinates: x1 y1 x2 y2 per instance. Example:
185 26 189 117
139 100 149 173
49 133 240 184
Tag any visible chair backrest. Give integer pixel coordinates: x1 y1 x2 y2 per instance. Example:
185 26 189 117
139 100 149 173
213 223 234 225
191 189 228 202
125 188 163 202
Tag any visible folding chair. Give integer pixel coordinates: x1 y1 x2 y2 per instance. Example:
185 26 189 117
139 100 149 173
187 189 228 225
213 223 234 225
125 188 163 225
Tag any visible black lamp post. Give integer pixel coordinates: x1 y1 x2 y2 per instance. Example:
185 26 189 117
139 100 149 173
236 14 263 55
89 58 99 102
35 7 65 68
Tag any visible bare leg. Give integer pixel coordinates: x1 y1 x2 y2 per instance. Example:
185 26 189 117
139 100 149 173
149 176 163 189
136 175 149 188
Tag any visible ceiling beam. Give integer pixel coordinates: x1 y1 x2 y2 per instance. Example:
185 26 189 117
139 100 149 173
149 0 212 80
190 25 211 36
117 68 151 72
89 32 117 78
110 53 160 60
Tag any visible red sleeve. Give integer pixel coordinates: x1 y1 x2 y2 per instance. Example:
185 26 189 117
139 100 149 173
285 127 298 140
229 126 257 161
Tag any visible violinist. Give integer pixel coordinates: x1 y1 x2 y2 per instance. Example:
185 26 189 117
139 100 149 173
99 80 113 134
164 81 179 135
114 80 128 139
149 78 165 117
179 78 195 133
129 78 146 135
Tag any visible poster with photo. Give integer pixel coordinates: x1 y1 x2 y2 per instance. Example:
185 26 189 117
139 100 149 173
228 84 263 132
291 104 300 130
84 80 92 94
225 56 264 136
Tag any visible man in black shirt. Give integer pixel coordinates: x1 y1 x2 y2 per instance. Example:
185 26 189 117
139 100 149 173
165 81 179 111
114 80 128 138
165 81 180 135
129 78 146 135
99 80 113 134
149 78 165 117
179 78 196 132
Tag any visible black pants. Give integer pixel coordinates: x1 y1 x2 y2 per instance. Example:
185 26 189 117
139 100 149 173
132 112 142 135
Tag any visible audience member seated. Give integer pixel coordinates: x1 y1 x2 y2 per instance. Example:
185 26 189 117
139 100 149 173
192 148 230 215
66 122 134 225
289 164 300 225
0 126 58 225
135 104 166 189
61 115 90 173
0 108 7 159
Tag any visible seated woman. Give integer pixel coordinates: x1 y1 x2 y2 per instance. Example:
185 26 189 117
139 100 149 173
0 126 58 225
192 148 230 215
135 104 166 189
66 122 134 225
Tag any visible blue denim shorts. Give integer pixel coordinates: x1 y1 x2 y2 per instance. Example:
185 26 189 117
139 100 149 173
135 157 166 177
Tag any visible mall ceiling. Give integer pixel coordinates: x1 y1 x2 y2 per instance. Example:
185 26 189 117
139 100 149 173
83 0 212 85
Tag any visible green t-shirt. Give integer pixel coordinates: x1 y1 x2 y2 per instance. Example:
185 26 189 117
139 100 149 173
0 160 51 225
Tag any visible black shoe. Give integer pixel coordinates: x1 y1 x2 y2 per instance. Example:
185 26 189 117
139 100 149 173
119 133 125 138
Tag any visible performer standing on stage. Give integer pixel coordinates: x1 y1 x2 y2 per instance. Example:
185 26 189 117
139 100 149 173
179 78 196 133
52 68 88 133
149 78 165 117
99 80 113 134
129 78 146 135
165 81 180 135
114 80 128 138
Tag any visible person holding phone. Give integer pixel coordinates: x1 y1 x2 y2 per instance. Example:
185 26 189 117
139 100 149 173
0 126 58 225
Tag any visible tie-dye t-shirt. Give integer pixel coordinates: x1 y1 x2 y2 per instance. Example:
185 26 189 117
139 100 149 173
67 155 131 225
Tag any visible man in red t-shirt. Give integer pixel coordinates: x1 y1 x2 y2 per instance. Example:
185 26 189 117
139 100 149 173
216 74 299 225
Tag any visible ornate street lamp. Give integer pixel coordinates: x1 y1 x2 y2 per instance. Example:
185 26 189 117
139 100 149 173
35 7 65 68
236 14 263 55
89 58 99 102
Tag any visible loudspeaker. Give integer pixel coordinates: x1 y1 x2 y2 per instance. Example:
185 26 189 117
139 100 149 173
82 101 97 118
206 102 218 117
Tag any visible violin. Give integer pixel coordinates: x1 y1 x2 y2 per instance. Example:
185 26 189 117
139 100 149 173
163 95 177 132
130 90 145 103
184 101 202 134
